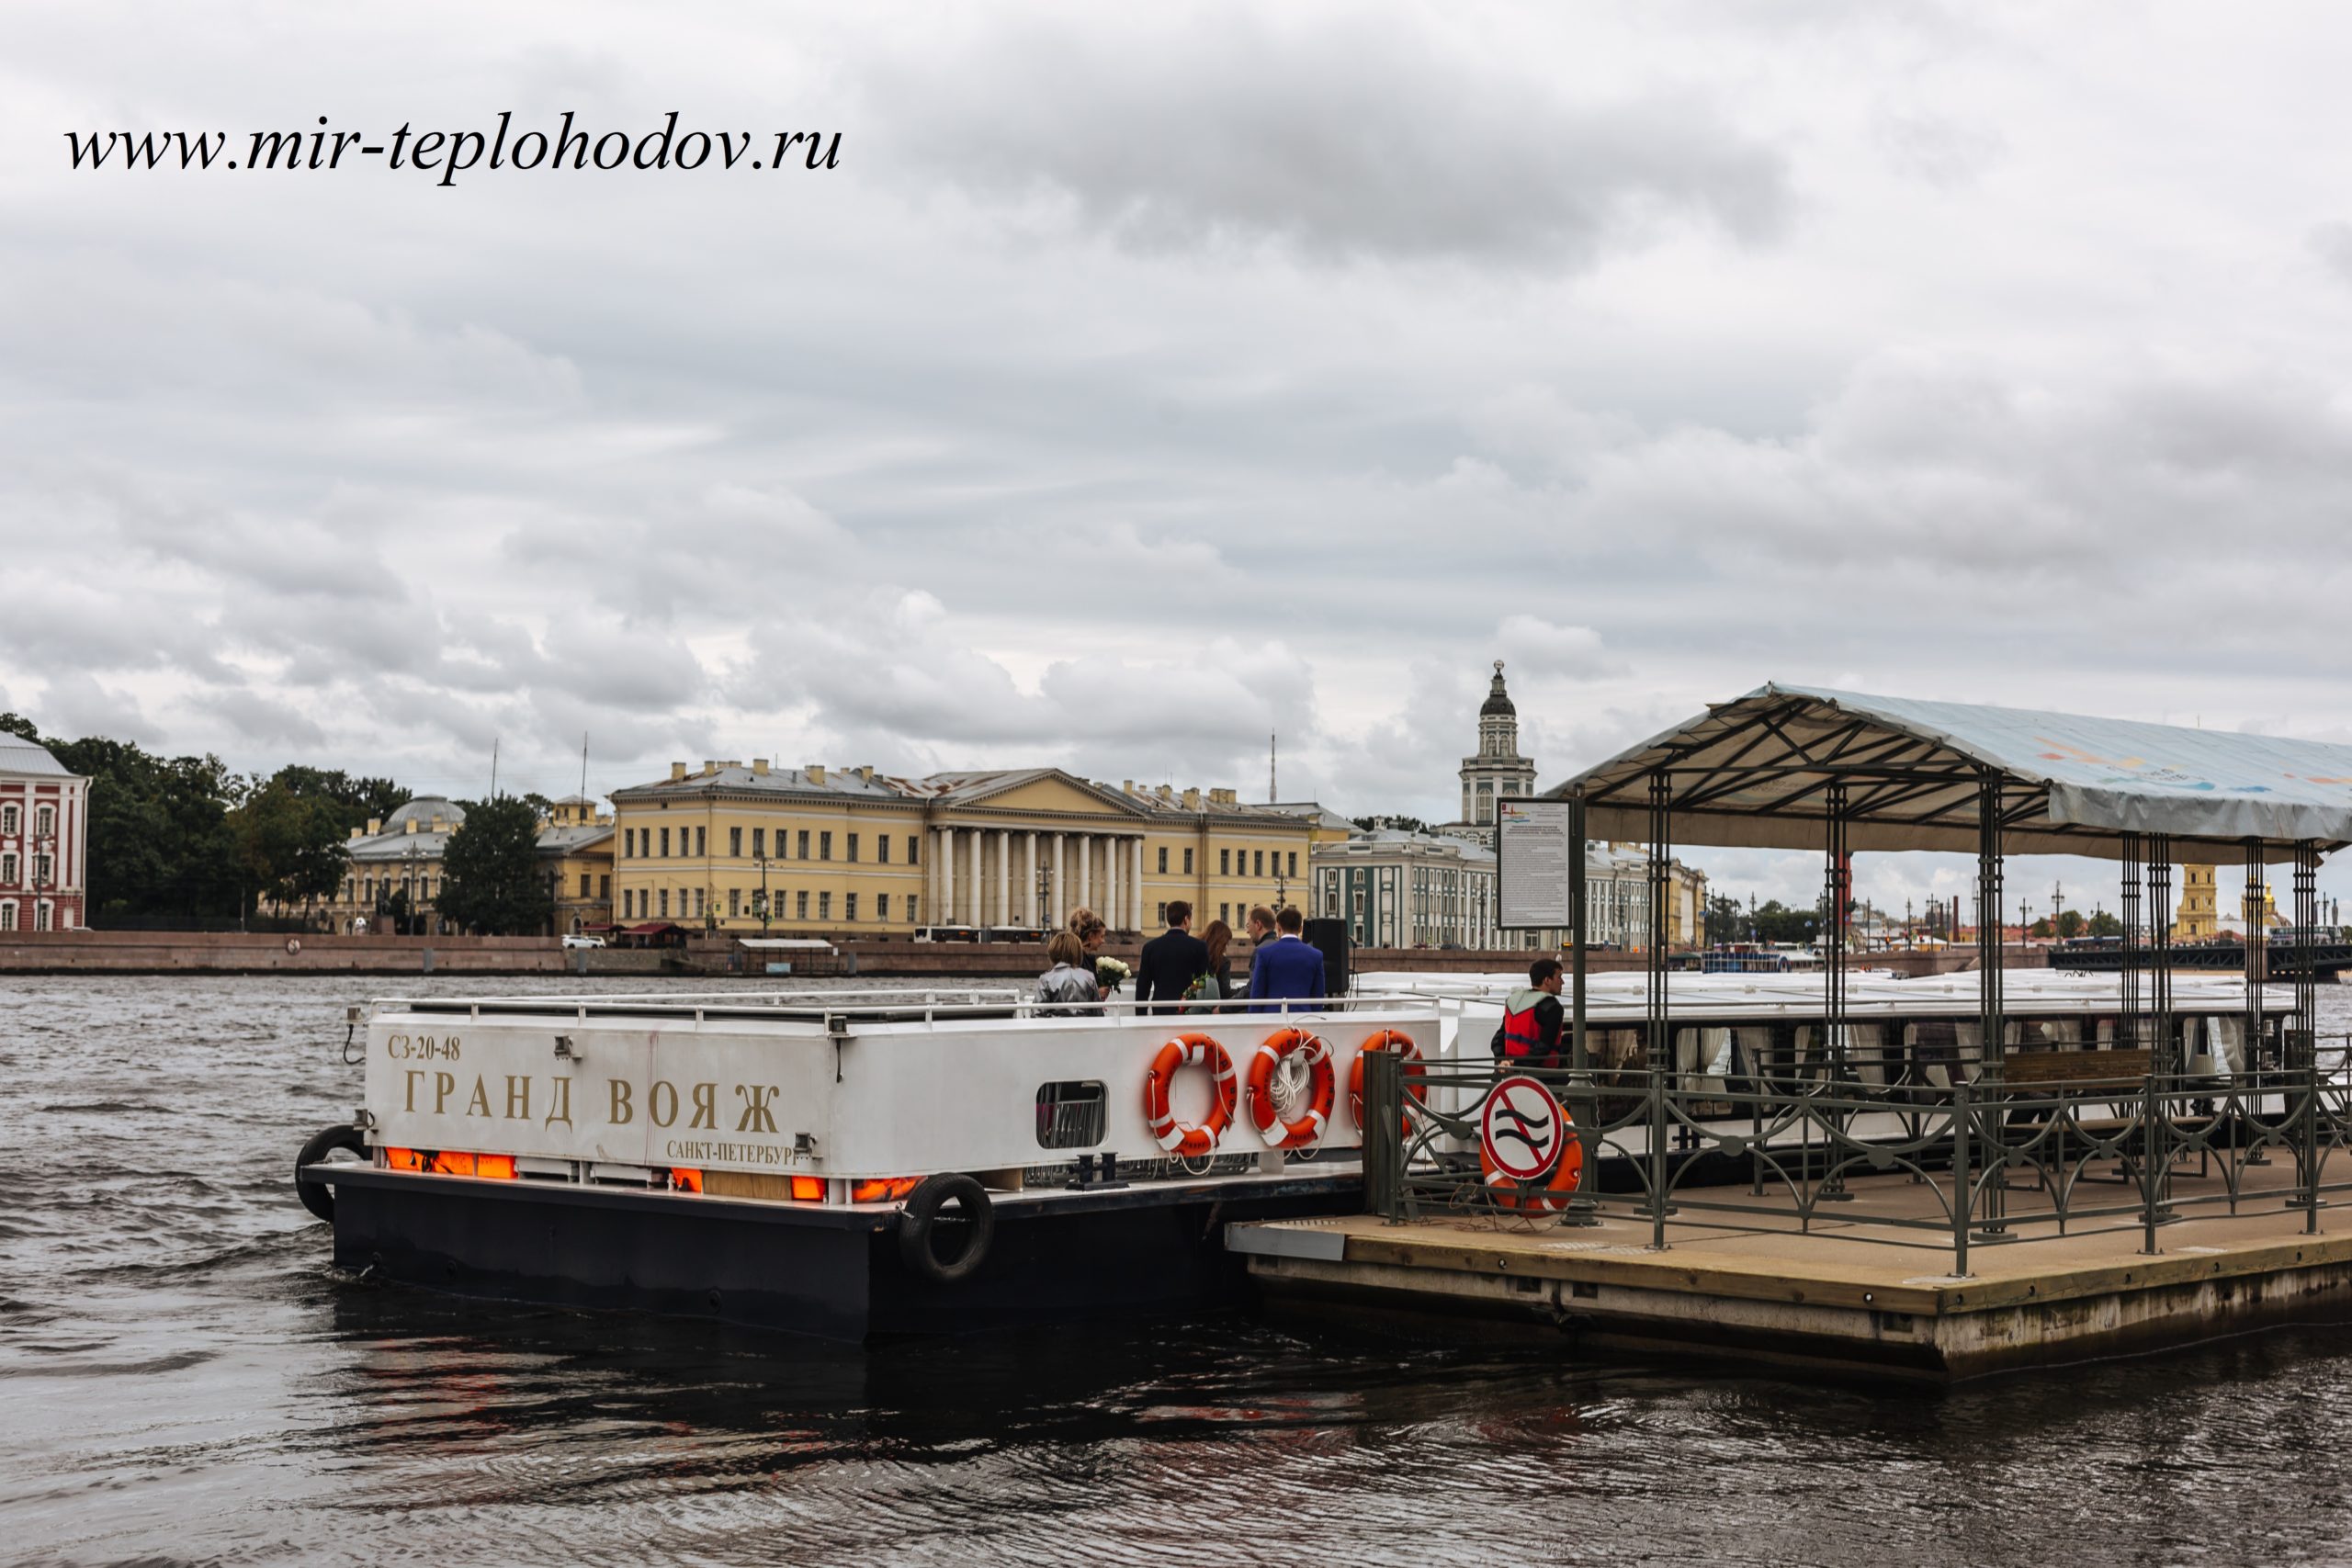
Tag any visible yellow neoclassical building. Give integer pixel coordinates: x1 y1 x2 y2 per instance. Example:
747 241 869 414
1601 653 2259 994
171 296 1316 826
609 761 1317 935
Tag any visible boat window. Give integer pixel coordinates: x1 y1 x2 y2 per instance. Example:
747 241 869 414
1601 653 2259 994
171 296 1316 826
1035 1081 1108 1148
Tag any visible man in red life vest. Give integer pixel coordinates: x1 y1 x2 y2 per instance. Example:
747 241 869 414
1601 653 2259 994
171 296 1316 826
1491 957 1566 1070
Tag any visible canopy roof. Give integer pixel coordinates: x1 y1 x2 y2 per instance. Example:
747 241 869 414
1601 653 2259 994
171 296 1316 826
1549 683 2352 860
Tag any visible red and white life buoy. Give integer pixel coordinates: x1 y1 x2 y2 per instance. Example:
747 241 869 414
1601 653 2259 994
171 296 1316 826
1247 1028 1336 1150
1347 1029 1427 1134
1144 1033 1238 1157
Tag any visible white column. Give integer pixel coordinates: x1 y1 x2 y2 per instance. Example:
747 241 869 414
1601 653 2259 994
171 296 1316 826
926 827 945 926
996 829 1011 928
967 828 984 926
1133 837 1147 930
1023 831 1037 926
1078 833 1092 912
1052 834 1066 924
1105 836 1120 931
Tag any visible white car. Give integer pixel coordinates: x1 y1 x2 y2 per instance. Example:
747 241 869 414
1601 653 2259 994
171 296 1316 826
561 933 606 949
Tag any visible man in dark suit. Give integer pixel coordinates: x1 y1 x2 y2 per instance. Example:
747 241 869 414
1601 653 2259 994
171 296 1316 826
1248 906 1327 1012
1134 899 1209 1014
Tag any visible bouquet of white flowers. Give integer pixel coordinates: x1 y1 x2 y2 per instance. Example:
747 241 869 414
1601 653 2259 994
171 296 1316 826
1093 956 1132 994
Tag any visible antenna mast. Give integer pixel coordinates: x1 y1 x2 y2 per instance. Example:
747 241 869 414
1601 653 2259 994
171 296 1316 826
490 737 500 799
580 732 589 802
1269 732 1277 804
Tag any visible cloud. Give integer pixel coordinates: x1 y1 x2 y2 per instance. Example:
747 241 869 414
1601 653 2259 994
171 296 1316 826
1496 616 1618 679
876 8 1792 267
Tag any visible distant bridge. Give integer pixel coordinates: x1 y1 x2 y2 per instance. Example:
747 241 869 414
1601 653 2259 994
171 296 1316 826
2046 942 2352 978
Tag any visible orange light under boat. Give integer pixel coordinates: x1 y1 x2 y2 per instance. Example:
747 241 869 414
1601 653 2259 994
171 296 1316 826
384 1146 425 1171
850 1177 920 1204
669 1168 705 1193
423 1150 516 1179
791 1175 827 1201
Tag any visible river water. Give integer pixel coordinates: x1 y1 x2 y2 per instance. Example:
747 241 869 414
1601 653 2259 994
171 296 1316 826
7 975 2352 1566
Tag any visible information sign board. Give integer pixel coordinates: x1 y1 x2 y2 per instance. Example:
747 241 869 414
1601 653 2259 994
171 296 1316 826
1495 796 1577 930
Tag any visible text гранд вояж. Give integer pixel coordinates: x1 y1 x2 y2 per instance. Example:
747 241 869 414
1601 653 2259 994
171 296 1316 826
66 112 841 186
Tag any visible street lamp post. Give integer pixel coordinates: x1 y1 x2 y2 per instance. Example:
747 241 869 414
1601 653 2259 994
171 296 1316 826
756 852 771 934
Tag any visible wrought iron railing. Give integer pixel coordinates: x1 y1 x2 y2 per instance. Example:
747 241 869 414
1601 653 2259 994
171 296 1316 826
1360 1038 2352 1276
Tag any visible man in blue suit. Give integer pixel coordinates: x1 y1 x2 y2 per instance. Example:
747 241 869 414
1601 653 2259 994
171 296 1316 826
1247 906 1327 1012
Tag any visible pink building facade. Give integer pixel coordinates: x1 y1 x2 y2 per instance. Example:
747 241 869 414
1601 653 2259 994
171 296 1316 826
0 737 90 931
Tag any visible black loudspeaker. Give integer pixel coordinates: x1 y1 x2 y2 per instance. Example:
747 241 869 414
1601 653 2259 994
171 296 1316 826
1303 918 1351 998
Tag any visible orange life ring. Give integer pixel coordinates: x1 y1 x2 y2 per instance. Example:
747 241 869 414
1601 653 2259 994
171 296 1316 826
1479 1122 1586 1212
1347 1029 1427 1133
1247 1028 1336 1150
1144 1033 1238 1157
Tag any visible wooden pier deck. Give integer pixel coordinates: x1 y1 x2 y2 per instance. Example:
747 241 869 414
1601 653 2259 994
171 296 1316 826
1230 1153 2352 1381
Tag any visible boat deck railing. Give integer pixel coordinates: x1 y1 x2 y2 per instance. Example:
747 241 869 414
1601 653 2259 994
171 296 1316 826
1362 1036 2352 1276
378 990 1442 1028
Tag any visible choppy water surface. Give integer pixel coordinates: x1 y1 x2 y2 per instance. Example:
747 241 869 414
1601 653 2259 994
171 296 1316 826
9 976 2352 1566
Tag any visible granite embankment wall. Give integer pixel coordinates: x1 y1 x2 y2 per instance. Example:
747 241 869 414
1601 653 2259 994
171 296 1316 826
0 930 1989 978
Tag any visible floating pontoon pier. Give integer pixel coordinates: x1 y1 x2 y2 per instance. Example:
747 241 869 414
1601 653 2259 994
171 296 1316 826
1293 685 2352 1378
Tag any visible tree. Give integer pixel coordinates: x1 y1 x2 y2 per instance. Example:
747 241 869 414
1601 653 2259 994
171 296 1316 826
1704 892 1743 943
6 716 242 925
435 795 552 935
2053 908 2086 941
2086 910 2124 938
230 776 350 915
2030 917 2054 938
1352 814 1430 834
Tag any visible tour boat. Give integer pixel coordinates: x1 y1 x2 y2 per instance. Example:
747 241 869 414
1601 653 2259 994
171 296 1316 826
296 987 1440 1341
294 973 2295 1340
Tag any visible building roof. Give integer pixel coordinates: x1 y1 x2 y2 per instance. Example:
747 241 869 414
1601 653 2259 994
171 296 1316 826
536 822 615 852
614 761 1305 825
0 737 76 779
1552 682 2352 860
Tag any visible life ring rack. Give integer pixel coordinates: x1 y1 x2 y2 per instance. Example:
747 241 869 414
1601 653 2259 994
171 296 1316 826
1144 1032 1239 1158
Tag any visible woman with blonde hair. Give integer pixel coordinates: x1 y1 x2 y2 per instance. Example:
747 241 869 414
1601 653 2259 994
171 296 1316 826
1035 930 1102 1013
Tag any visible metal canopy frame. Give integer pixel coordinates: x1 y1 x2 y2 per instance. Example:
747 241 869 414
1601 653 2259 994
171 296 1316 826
1545 683 2335 1258
1555 685 2352 862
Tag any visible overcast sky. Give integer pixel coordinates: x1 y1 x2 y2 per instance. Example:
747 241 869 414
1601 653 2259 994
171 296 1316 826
11 2 2352 915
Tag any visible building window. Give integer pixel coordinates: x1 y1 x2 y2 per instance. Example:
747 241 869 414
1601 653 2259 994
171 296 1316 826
1182 848 1193 874
797 890 809 919
659 889 670 918
797 830 810 859
1154 845 1166 874
819 891 831 920
752 827 765 858
847 832 859 863
580 873 592 898
877 893 890 920
1220 849 1231 875
1155 901 1167 926
729 887 742 916
695 827 707 857
730 827 742 857
876 835 889 864
35 807 52 836
1220 902 1230 923
32 854 50 886
846 893 858 921
907 835 919 864
1288 852 1298 877
820 831 833 861
0 806 14 834
0 853 13 885
0 903 11 931
695 887 707 918
35 902 49 931
1254 851 1264 877
659 828 671 857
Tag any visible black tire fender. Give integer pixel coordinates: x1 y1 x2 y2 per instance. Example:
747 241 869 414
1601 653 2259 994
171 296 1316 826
295 1122 366 1224
896 1173 995 1285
